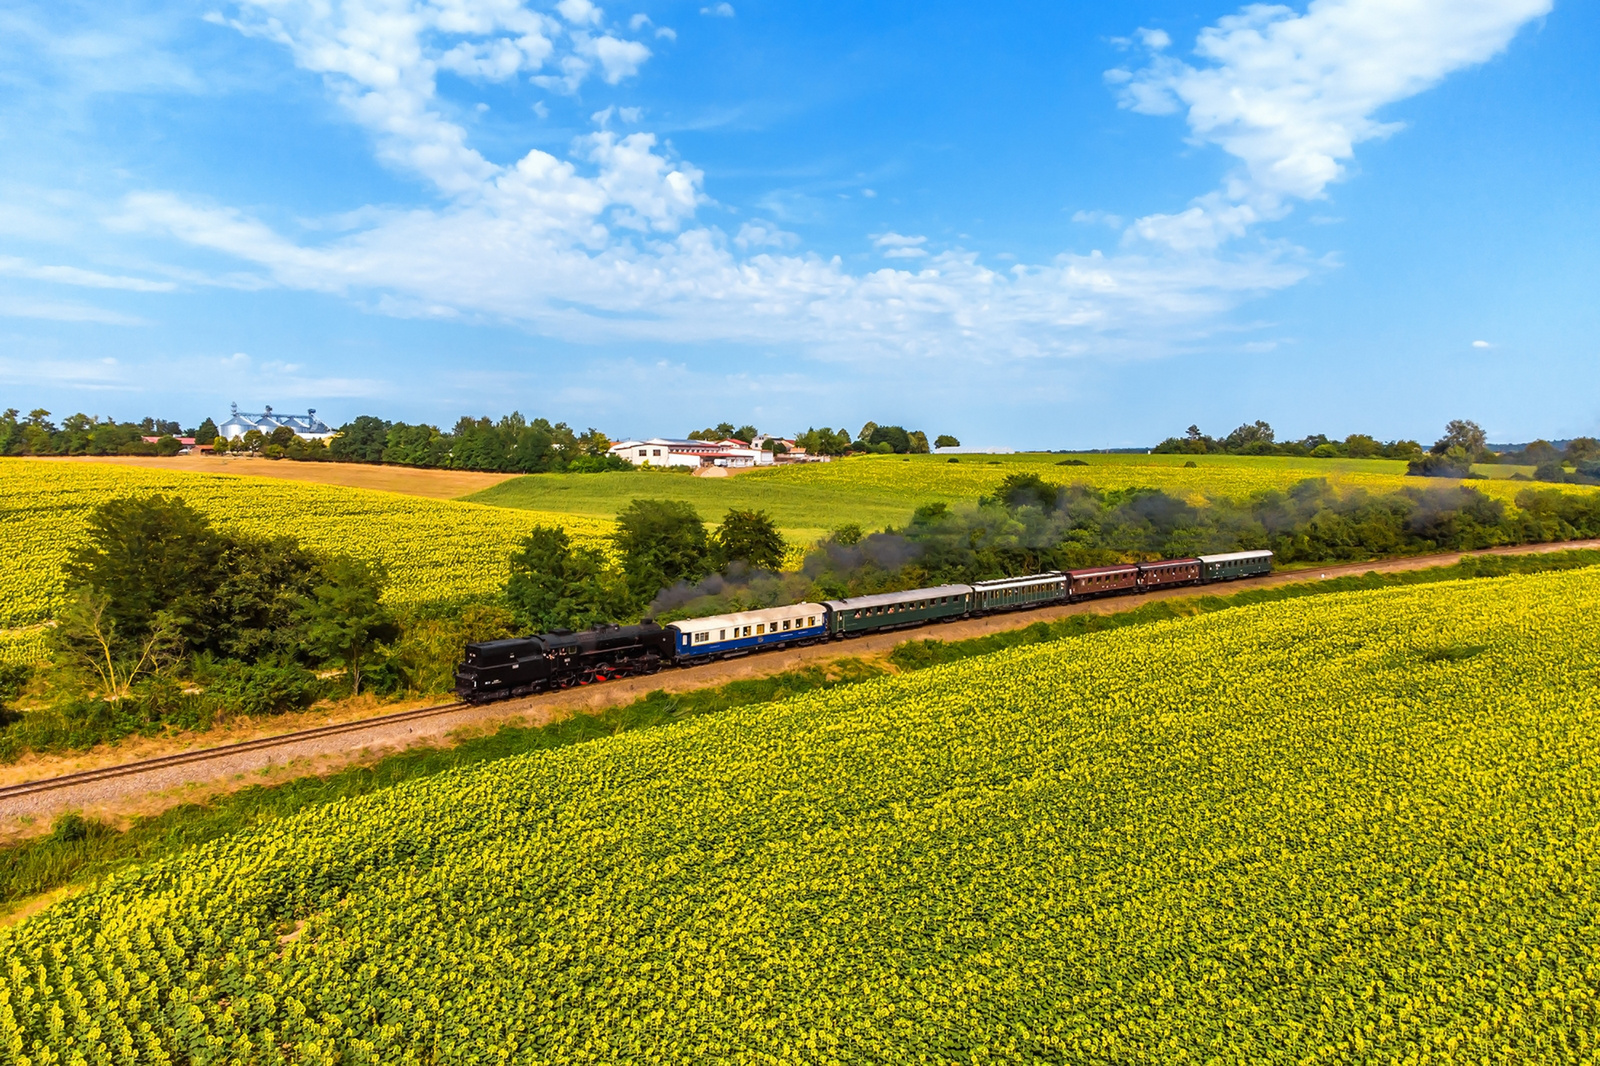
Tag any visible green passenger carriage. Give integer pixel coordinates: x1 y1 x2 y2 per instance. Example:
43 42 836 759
1197 550 1275 582
824 585 973 636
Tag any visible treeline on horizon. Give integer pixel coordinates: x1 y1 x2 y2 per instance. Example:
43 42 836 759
6 404 1599 484
0 407 964 472
1161 417 1600 485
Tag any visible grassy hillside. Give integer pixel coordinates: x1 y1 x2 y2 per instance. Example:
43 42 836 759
469 451 1577 542
7 568 1596 1061
0 460 614 661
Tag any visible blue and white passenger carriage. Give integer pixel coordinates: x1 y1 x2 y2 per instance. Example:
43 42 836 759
668 603 829 660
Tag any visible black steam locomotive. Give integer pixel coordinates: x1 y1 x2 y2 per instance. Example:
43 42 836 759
454 622 674 702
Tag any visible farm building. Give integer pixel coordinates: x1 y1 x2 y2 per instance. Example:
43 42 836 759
218 404 336 442
609 437 774 469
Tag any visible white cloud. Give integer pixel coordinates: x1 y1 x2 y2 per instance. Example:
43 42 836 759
43 0 1538 369
556 0 602 27
655 26 676 40
585 34 650 84
1472 339 1493 348
871 232 929 259
1070 210 1123 229
1112 0 1551 249
734 221 799 250
1137 28 1170 50
700 3 735 17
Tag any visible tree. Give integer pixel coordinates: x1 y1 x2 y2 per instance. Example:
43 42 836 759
298 556 395 695
331 415 393 464
1567 437 1600 462
614 498 711 600
63 495 225 654
52 590 185 700
934 434 961 449
858 421 878 444
868 424 911 454
1344 433 1379 458
503 526 631 632
1432 419 1487 460
992 472 1059 510
733 425 758 443
269 425 297 449
796 426 851 456
193 418 219 445
1522 440 1561 467
0 408 20 455
1224 421 1275 452
714 509 787 571
907 430 930 454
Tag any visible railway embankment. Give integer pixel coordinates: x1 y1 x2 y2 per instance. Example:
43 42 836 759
4 537 1600 834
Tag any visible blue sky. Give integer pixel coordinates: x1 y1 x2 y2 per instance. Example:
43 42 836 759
0 0 1591 447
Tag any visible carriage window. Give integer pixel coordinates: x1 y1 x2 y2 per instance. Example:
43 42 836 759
693 632 709 644
719 629 727 640
809 616 817 626
782 619 791 631
756 624 765 635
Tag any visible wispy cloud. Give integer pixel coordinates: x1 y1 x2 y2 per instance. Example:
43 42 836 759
0 255 176 292
700 3 736 17
0 293 148 325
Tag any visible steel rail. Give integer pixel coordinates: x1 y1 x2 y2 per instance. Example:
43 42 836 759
0 699 473 801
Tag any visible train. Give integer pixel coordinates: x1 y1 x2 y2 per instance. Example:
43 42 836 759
453 550 1274 702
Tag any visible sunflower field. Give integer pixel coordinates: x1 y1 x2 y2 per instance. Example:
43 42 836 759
0 459 616 634
5 568 1598 1063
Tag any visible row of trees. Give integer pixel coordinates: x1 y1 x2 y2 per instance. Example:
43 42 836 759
1154 421 1426 459
0 409 219 457
3 406 975 469
794 422 959 456
1156 418 1600 484
690 421 960 456
329 414 627 473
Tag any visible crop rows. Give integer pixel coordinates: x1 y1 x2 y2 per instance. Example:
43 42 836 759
0 460 616 631
4 569 1598 1062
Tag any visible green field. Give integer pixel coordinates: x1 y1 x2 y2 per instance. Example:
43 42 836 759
470 452 1567 543
8 568 1597 1061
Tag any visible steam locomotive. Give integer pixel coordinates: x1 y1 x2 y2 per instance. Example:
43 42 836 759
453 550 1274 703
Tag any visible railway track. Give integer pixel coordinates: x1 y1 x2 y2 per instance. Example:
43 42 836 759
8 536 1600 810
0 699 472 801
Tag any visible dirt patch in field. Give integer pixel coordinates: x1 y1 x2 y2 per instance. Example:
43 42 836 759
38 455 518 500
